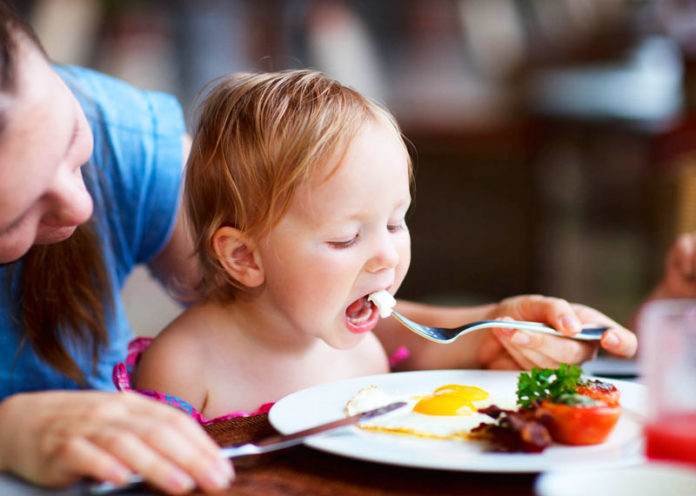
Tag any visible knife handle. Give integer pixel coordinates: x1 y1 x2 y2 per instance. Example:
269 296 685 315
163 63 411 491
88 401 406 495
221 442 265 457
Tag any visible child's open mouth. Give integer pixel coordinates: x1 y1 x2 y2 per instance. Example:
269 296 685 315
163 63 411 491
345 295 379 334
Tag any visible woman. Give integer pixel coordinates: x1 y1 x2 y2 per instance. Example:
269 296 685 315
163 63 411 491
0 1 636 493
0 2 232 494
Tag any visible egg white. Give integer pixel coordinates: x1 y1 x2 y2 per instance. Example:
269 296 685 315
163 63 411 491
345 384 516 440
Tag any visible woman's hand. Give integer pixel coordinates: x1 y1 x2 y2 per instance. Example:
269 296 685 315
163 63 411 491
651 232 696 299
0 390 233 494
477 295 637 370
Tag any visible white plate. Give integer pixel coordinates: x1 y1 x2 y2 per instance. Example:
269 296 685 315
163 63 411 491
536 463 696 496
268 369 646 473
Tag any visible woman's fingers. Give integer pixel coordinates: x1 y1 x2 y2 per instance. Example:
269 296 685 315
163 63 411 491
122 411 233 493
600 329 637 358
122 393 230 465
491 296 638 360
480 298 602 370
98 429 201 494
670 232 696 279
477 331 534 370
122 393 221 455
39 435 132 488
570 304 638 358
476 333 508 368
494 328 598 367
494 336 539 369
0 391 233 494
480 294 639 370
657 233 696 298
490 295 582 337
484 354 524 370
88 395 233 494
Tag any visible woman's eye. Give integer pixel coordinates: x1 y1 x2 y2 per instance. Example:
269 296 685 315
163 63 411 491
0 217 24 237
329 235 358 248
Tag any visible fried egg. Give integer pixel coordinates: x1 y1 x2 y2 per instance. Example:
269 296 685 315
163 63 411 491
345 384 516 440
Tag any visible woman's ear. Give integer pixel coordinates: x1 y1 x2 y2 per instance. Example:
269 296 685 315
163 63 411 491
212 227 264 288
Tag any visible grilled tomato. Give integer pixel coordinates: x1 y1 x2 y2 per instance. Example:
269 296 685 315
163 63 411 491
538 395 622 445
576 379 620 407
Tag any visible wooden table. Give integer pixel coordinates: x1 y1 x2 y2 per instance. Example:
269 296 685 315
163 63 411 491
198 414 538 496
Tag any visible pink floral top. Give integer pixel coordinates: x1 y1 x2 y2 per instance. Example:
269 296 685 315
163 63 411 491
113 337 410 425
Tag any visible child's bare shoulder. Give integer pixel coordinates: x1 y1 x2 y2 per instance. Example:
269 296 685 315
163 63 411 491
144 305 215 358
133 304 221 406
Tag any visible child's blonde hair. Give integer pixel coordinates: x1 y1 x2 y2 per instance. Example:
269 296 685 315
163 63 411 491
185 69 411 301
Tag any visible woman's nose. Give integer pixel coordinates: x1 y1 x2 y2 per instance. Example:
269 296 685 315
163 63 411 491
43 167 93 227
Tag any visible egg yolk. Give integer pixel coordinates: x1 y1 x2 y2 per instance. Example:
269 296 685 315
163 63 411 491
413 384 489 416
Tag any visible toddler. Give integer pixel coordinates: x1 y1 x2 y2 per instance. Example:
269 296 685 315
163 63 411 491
116 70 634 423
119 70 413 422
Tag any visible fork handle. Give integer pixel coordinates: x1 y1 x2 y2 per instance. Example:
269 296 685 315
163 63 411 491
478 320 607 341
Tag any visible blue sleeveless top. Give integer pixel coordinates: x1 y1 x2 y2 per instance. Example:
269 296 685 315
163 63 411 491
0 65 185 398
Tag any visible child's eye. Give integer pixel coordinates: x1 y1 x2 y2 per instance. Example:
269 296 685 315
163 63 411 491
329 235 358 248
388 221 406 233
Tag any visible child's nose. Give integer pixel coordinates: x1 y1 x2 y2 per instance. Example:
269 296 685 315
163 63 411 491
366 234 400 273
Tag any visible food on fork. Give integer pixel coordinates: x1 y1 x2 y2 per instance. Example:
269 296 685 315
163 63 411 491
368 290 396 318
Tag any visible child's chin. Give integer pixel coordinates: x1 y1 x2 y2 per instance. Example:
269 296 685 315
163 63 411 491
327 331 369 350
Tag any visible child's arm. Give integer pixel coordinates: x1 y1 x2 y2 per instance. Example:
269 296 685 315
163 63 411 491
374 295 636 371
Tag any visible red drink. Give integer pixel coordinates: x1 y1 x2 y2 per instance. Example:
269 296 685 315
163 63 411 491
645 412 696 467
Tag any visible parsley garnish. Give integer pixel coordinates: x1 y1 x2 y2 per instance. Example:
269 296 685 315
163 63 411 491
516 363 582 408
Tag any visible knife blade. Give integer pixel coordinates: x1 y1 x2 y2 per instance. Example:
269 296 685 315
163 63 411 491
88 401 406 495
223 400 407 457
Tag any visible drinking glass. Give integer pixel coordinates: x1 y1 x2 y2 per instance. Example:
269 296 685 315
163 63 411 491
638 299 696 467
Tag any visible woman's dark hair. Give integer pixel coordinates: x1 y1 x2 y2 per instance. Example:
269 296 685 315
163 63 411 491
1 0 111 385
0 0 34 135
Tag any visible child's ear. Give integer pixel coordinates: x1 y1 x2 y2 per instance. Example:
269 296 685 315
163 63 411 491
212 227 264 288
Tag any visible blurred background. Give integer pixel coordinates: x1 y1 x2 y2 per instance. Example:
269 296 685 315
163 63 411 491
11 0 696 335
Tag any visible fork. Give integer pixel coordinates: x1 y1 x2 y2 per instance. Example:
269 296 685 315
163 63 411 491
390 310 608 343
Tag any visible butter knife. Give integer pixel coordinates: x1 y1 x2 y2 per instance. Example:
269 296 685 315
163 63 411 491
88 401 406 495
